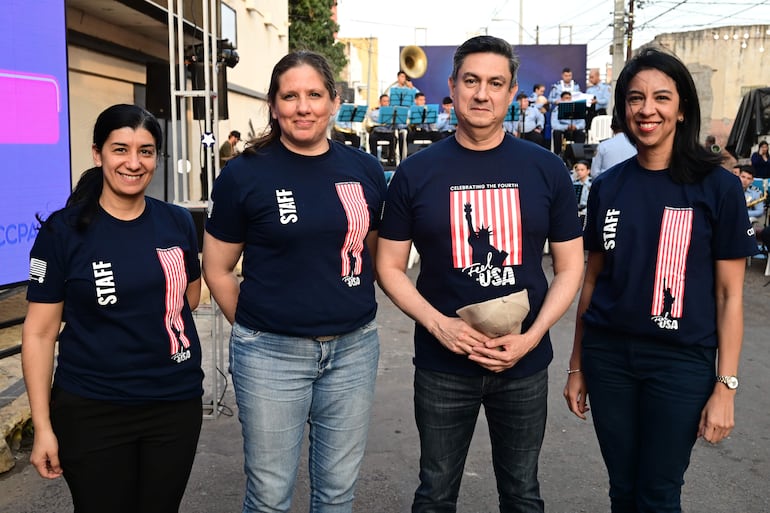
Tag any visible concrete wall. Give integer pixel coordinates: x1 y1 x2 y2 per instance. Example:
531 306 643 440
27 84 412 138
652 25 770 150
65 0 288 202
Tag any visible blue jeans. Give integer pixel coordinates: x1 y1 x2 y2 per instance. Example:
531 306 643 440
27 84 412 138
582 326 716 513
412 368 548 513
229 320 379 513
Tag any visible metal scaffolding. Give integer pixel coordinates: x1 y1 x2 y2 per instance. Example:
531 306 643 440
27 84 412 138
166 0 221 205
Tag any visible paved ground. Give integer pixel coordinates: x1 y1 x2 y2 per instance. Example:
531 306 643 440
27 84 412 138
1 257 769 512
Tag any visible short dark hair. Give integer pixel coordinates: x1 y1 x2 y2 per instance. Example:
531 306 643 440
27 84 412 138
451 35 518 89
560 91 572 99
516 93 528 100
614 45 721 183
740 165 755 177
442 96 453 105
562 67 572 73
229 130 241 139
414 92 425 100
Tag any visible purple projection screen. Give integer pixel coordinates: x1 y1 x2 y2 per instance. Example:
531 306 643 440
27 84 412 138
408 44 588 112
0 0 71 288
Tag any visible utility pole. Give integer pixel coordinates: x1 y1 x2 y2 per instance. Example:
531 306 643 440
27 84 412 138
626 0 635 61
610 0 626 113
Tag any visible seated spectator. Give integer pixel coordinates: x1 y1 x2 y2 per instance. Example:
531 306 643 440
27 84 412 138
551 91 585 155
528 83 546 105
548 67 581 108
366 94 407 164
741 167 765 223
590 116 637 178
585 68 610 128
739 166 766 221
572 160 591 224
331 111 361 149
435 96 456 138
407 92 440 148
514 93 546 148
751 140 770 178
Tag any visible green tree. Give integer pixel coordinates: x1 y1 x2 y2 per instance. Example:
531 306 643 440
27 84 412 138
289 0 348 78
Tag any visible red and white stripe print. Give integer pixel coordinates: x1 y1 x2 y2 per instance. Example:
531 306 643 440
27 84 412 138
156 246 191 355
651 207 693 318
450 187 522 268
335 182 370 277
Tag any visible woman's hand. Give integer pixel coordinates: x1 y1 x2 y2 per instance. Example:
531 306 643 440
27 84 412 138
564 371 590 420
698 385 736 444
29 428 63 479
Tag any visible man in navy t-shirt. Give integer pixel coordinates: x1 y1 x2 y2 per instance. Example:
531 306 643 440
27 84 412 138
377 35 585 513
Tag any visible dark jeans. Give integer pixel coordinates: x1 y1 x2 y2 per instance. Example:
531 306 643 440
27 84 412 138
412 368 547 513
50 387 202 513
582 326 716 513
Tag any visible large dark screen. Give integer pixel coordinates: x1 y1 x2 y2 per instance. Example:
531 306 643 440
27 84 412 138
0 0 71 287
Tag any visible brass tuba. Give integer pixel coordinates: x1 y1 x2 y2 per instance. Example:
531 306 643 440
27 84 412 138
400 45 427 79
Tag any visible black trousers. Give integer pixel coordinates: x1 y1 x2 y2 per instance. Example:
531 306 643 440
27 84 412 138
50 387 202 513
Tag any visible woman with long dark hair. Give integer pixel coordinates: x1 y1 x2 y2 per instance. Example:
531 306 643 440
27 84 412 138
23 104 203 513
564 46 758 512
202 51 387 513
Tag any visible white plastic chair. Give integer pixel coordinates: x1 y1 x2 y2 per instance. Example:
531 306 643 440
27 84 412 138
588 115 613 144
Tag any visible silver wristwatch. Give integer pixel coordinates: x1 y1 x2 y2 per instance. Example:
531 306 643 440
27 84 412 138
716 375 739 390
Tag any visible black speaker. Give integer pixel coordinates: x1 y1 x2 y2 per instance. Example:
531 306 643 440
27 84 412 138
190 63 229 120
146 62 171 118
564 143 597 167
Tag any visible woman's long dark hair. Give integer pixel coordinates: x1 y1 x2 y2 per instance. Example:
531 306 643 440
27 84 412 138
243 51 337 154
41 104 161 231
614 45 722 184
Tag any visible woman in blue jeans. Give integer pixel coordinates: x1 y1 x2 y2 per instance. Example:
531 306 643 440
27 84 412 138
202 51 387 513
564 46 757 513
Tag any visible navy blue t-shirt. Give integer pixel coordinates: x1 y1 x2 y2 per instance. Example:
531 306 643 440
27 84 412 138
206 140 387 337
379 135 582 378
583 160 758 346
27 198 204 403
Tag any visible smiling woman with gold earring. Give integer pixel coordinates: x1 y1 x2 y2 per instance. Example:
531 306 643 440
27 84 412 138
564 46 758 512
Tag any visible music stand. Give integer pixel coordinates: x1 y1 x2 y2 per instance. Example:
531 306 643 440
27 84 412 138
449 108 458 126
503 102 520 122
337 103 367 123
557 100 588 121
390 87 416 107
409 104 439 124
379 106 409 126
573 183 584 204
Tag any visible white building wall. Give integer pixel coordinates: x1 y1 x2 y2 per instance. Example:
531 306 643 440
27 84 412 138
65 0 288 202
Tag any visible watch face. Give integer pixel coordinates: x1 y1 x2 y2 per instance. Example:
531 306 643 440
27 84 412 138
719 375 739 389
